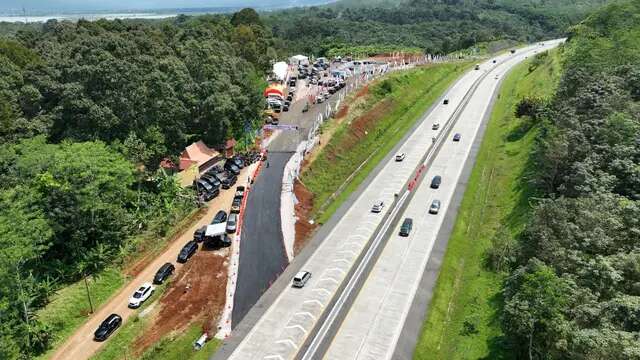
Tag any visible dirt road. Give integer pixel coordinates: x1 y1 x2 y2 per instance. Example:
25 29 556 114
50 165 257 360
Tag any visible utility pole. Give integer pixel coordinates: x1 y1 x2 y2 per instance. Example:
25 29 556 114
84 275 94 314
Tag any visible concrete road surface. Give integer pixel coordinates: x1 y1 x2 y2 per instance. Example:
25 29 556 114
217 40 562 360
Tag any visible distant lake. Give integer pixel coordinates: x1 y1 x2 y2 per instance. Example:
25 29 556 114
0 13 180 23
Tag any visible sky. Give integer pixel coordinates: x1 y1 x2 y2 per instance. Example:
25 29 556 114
0 0 319 13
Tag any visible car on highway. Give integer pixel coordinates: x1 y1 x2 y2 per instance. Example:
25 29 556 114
430 175 442 189
177 240 198 263
94 314 122 341
292 271 312 288
371 201 384 213
194 226 207 242
443 99 449 105
153 262 175 284
432 123 440 130
493 59 497 63
453 133 462 142
212 210 227 224
231 197 242 213
128 283 155 308
399 218 413 237
226 213 238 233
395 153 406 162
429 200 441 214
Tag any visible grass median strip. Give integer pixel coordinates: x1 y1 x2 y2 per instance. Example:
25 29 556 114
413 49 562 359
301 62 472 224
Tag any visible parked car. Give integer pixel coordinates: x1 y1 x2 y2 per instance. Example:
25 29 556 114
128 283 155 309
94 314 122 341
395 153 406 162
316 95 324 104
212 210 228 224
302 103 310 112
453 133 462 142
231 157 244 169
292 271 312 288
371 201 384 213
475 64 480 70
430 175 442 189
196 179 214 194
203 187 219 201
194 226 207 242
399 218 413 237
432 123 440 130
201 174 221 188
221 173 237 189
226 213 238 233
286 94 293 102
225 162 240 175
153 262 175 284
429 200 441 214
231 197 242 213
235 186 245 199
177 241 198 263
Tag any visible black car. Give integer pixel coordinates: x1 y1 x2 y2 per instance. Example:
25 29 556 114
283 105 289 112
221 174 237 189
231 197 242 214
94 314 122 341
443 99 449 105
225 162 241 176
286 94 293 102
232 157 244 169
196 179 214 194
194 226 207 242
203 187 220 201
212 210 228 224
177 241 198 263
399 218 413 237
201 174 221 188
430 175 442 189
153 262 175 284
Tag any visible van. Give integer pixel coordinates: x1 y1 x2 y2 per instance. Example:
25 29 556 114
292 271 312 288
399 218 413 237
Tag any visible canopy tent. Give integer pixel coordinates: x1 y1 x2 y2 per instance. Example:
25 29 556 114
272 61 288 81
205 223 226 237
289 54 309 66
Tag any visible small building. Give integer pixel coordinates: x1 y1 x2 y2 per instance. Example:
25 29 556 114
176 141 224 188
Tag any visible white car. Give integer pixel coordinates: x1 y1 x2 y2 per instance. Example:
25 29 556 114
316 95 324 104
395 153 406 162
128 283 155 308
371 201 384 213
292 271 312 288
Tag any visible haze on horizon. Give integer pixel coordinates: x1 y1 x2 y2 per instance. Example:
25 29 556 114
0 0 326 13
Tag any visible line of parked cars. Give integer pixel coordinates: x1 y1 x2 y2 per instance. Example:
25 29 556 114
94 169 252 342
195 154 255 201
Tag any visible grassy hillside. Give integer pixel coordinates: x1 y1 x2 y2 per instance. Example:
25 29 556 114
414 49 563 359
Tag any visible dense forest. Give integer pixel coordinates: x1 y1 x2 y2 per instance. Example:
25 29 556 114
263 0 608 56
496 0 640 358
0 9 275 359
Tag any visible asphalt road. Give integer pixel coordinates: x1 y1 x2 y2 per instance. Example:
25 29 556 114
233 152 291 326
218 41 562 360
232 64 383 326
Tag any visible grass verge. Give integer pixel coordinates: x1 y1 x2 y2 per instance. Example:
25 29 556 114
413 49 562 359
302 62 471 224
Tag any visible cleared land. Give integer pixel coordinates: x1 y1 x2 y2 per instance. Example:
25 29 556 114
413 49 562 359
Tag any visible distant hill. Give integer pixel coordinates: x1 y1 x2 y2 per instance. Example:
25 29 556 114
265 0 609 56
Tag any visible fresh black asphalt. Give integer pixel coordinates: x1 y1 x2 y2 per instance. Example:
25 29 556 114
232 151 291 326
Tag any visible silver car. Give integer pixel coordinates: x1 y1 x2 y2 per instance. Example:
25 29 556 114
371 201 384 213
226 213 238 233
429 200 441 214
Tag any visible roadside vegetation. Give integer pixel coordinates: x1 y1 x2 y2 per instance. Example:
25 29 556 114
414 46 563 360
300 61 471 224
0 10 271 359
418 0 640 358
